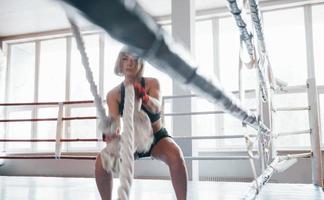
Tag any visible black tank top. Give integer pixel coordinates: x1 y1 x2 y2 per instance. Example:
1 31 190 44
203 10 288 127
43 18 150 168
119 77 161 123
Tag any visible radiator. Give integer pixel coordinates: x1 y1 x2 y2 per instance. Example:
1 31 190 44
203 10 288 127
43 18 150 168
200 176 253 182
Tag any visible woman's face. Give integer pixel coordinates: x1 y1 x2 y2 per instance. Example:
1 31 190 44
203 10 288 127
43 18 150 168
121 53 140 77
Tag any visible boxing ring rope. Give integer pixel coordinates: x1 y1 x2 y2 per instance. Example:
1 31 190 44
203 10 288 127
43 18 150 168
227 0 269 102
0 129 311 142
0 116 96 123
0 155 97 160
0 138 100 142
0 100 94 106
243 152 312 200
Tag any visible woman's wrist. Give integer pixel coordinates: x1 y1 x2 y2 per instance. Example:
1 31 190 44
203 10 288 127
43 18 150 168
142 94 149 104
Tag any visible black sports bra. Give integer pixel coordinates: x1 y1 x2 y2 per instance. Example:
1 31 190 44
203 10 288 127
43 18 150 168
119 77 161 123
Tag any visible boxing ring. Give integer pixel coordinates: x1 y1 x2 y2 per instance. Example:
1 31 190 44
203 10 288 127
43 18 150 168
0 0 323 199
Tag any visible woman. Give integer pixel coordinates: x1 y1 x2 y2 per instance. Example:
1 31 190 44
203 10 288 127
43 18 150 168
95 47 188 200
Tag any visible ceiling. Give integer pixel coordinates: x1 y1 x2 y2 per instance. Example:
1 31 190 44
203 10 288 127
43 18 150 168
0 0 319 37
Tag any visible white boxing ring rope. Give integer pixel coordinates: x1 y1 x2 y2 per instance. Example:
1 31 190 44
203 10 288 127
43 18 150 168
243 152 312 200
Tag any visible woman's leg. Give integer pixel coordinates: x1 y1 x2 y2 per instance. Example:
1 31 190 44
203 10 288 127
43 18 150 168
151 137 188 200
95 154 113 200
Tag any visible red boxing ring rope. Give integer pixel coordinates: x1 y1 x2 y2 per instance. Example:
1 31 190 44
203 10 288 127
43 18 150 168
0 155 96 160
0 138 100 142
0 100 94 106
0 116 97 123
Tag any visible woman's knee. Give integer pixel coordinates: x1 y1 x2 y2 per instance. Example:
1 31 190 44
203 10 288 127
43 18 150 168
165 144 186 167
95 154 112 177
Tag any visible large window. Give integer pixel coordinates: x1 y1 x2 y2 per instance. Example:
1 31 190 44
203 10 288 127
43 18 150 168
192 19 218 149
8 43 35 103
312 4 324 143
263 8 309 148
312 5 324 85
6 42 35 152
263 8 307 86
37 39 67 151
70 35 100 101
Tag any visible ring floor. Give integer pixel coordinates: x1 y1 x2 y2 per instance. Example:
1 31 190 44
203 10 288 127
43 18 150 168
0 176 323 200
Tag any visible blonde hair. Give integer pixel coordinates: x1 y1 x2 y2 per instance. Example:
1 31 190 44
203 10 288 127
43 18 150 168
114 47 144 78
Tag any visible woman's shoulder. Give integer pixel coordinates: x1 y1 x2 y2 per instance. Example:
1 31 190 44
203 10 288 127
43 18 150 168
106 84 122 100
143 77 160 91
143 77 159 85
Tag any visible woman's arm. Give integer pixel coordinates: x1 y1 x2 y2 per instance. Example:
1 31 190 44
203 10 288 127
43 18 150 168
142 78 161 114
104 89 121 141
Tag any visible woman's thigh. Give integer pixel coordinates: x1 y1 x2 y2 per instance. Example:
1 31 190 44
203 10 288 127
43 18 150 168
150 137 183 163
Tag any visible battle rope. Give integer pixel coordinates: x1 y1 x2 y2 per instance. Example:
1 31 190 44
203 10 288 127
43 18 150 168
68 17 135 200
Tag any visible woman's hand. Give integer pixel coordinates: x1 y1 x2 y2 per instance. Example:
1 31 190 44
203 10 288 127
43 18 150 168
103 127 120 142
133 82 149 104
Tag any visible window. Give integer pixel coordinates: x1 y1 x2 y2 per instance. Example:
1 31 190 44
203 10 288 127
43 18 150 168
6 111 32 151
192 19 218 149
70 34 100 101
314 4 324 144
8 43 35 103
6 42 35 152
312 5 324 85
263 8 307 86
273 93 310 147
218 16 258 148
219 17 240 92
104 35 124 93
39 38 66 102
320 94 324 144
69 107 97 150
37 108 58 152
36 38 67 151
68 34 100 151
262 8 310 148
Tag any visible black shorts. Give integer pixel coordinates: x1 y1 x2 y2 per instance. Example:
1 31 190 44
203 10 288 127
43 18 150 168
134 128 171 159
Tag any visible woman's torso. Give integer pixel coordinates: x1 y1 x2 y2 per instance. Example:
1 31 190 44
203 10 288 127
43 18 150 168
115 77 162 133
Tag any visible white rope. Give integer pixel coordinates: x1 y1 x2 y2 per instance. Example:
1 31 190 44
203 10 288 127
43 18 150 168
118 85 135 200
67 17 116 135
67 16 135 199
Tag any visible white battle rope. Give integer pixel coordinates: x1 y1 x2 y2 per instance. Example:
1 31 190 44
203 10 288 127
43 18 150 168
68 17 116 134
118 85 135 200
68 17 135 199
